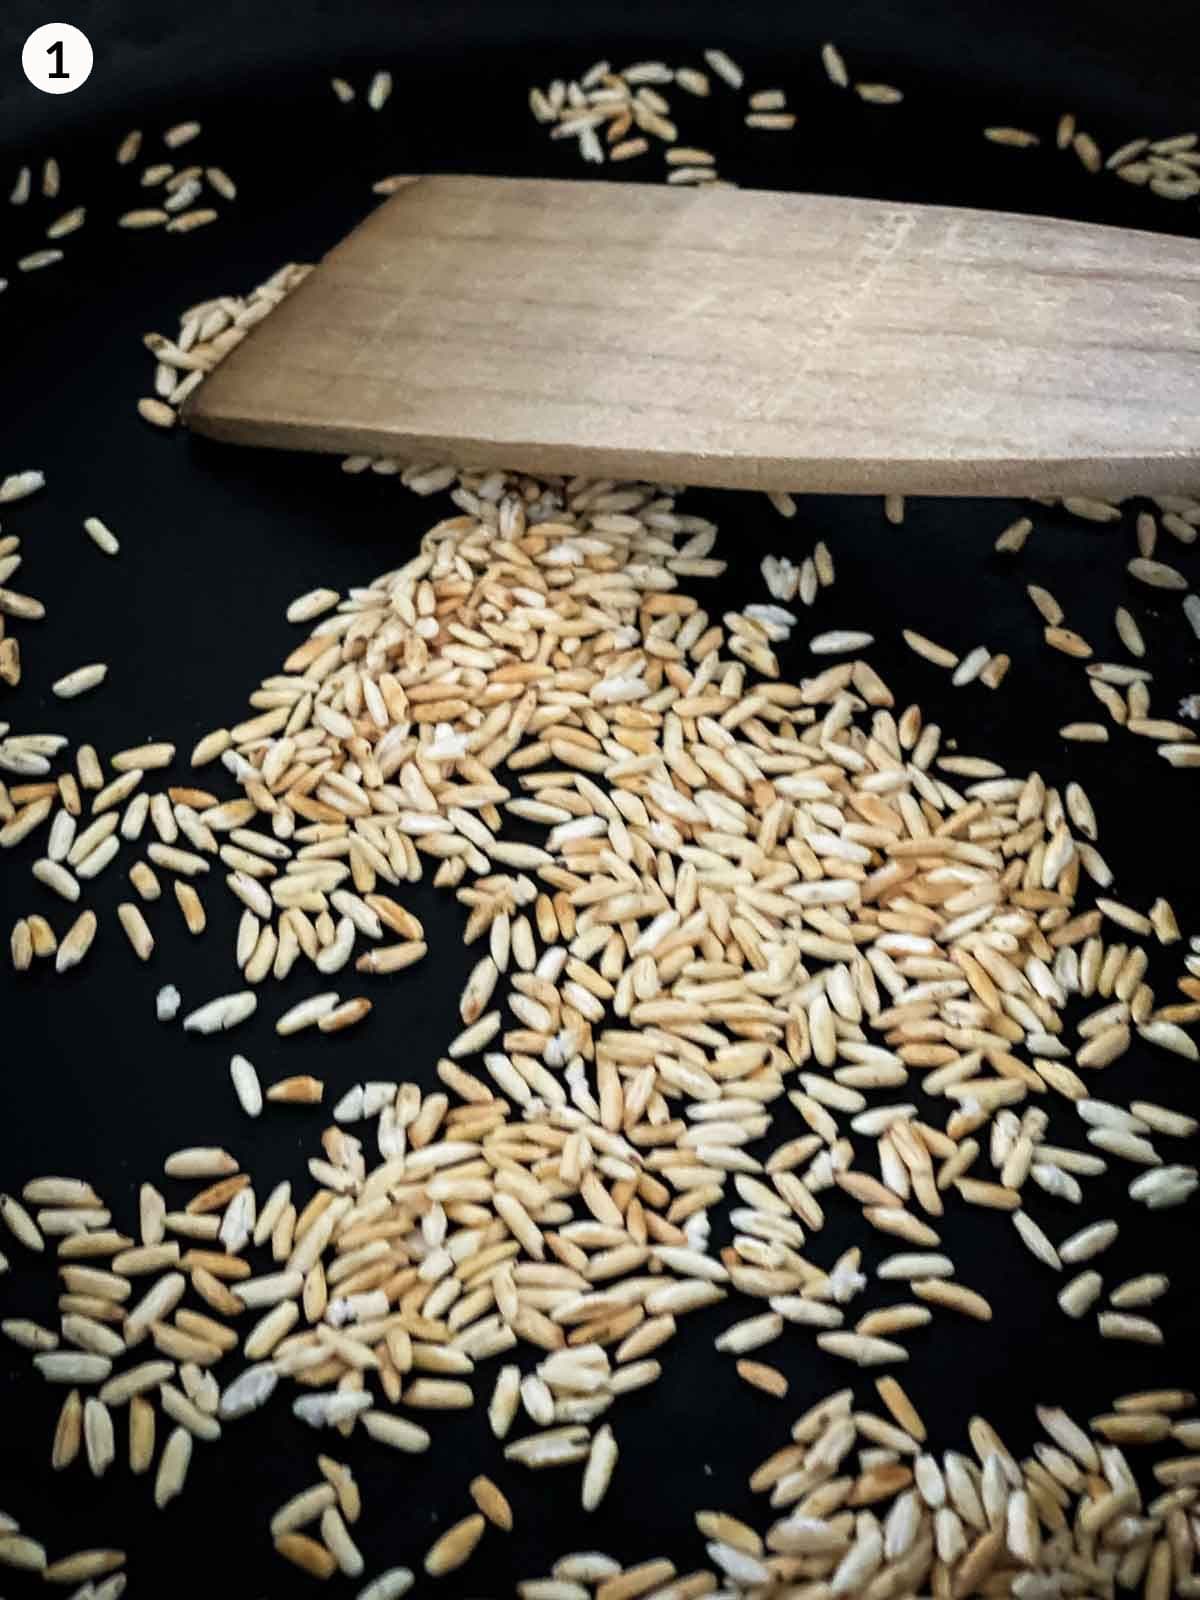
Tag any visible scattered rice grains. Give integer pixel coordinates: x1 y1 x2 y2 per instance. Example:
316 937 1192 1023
1 47 1200 1600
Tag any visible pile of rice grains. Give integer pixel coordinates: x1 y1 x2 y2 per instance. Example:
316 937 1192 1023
3 39 1200 1600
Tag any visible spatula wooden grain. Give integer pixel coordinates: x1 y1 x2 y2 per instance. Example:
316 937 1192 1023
184 174 1200 496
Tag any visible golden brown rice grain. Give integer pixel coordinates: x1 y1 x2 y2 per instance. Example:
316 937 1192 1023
424 1513 486 1576
470 1474 513 1530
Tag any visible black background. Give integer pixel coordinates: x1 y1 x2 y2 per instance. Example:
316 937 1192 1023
2 3 1199 1596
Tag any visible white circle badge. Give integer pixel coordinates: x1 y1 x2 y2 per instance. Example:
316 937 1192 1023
23 23 93 94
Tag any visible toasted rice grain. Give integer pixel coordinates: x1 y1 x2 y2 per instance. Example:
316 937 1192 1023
424 1513 486 1576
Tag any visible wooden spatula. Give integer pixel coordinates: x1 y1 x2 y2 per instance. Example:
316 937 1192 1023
184 174 1200 496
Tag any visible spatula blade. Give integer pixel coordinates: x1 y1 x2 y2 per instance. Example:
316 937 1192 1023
185 175 1200 497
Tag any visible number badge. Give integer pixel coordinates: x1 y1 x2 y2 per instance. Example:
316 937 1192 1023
22 23 94 94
